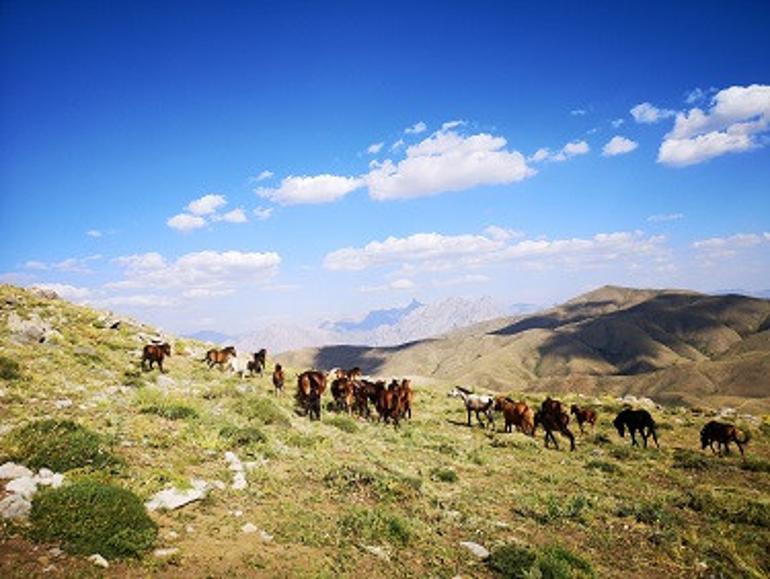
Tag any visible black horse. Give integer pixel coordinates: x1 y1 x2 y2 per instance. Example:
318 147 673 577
613 408 659 448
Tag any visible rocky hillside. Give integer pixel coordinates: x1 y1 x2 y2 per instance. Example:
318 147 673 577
279 286 770 413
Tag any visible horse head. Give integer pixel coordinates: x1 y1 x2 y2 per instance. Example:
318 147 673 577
613 413 626 437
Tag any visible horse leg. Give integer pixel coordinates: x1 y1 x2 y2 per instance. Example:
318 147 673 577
563 427 575 451
642 431 649 448
467 408 472 427
650 427 659 449
475 410 485 428
159 359 165 373
736 440 744 457
630 428 638 447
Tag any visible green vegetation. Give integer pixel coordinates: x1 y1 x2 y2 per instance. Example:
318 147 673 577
2 419 120 472
219 425 267 446
431 466 458 483
141 403 199 420
30 481 157 559
488 543 595 578
0 355 21 380
323 415 359 433
338 507 413 546
233 395 291 427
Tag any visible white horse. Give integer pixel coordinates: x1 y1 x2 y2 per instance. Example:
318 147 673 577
228 356 251 379
448 386 495 429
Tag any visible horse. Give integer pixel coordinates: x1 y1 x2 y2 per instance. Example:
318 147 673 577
296 370 327 420
272 363 285 395
570 404 597 434
331 376 355 414
701 420 749 456
613 408 659 448
228 355 251 378
353 379 382 419
494 397 534 435
399 379 414 420
141 343 171 373
204 346 237 370
247 349 267 377
533 398 575 451
448 386 495 429
375 379 410 426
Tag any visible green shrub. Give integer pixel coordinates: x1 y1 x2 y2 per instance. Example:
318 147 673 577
672 448 713 470
324 465 421 501
687 488 770 527
488 544 595 578
585 460 620 474
3 420 120 472
617 500 676 527
431 467 458 483
141 404 198 420
234 396 290 427
741 457 770 473
219 425 267 446
338 507 412 545
323 415 359 433
0 355 21 380
30 481 157 559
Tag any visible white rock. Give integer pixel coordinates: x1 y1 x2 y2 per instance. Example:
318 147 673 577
6 475 38 499
0 494 32 520
48 547 63 557
232 472 248 490
156 375 177 389
232 509 243 517
241 523 258 534
50 473 65 488
145 480 210 511
0 462 33 479
54 399 73 409
38 468 54 480
259 530 273 543
88 554 109 568
363 545 390 561
212 480 226 491
166 531 179 540
459 541 490 559
153 548 179 558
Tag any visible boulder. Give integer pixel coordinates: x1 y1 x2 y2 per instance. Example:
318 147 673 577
145 479 210 511
0 494 32 520
459 541 490 559
6 475 38 499
88 554 109 569
0 462 33 480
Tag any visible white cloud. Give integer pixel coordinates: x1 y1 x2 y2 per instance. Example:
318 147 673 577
570 109 587 116
111 250 281 290
257 174 364 205
24 260 48 271
647 213 683 223
484 225 524 241
167 213 207 232
692 233 766 258
98 294 178 308
405 121 427 135
86 229 102 238
366 127 535 200
359 278 416 293
253 206 274 221
255 170 274 181
25 255 102 273
441 120 465 131
367 142 384 155
187 193 227 216
182 288 235 299
325 229 667 274
631 102 676 124
390 278 415 290
611 118 625 128
390 139 405 151
658 84 770 166
31 283 91 301
602 136 638 156
217 208 248 223
685 88 705 104
531 140 590 163
434 273 491 286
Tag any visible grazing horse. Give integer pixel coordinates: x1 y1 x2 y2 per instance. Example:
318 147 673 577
614 408 659 448
204 346 237 370
701 420 749 456
296 370 327 420
570 404 597 434
375 379 410 426
533 398 575 451
448 386 495 429
353 379 383 419
331 376 355 414
272 364 285 395
399 379 414 420
247 349 267 377
141 343 171 373
494 397 534 435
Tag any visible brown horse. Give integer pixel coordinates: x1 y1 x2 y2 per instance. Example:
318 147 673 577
272 363 285 395
494 397 534 435
296 370 327 420
204 346 236 370
248 348 267 376
399 379 414 420
353 379 382 418
377 379 410 426
331 376 355 414
533 398 575 451
142 343 171 373
570 404 597 434
701 420 750 456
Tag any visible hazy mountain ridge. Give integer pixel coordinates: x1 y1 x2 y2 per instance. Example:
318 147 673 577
278 285 770 413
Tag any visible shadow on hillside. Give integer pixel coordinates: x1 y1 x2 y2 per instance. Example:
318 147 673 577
309 339 432 374
490 300 619 336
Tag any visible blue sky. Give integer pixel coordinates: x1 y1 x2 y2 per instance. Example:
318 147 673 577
1 1 769 334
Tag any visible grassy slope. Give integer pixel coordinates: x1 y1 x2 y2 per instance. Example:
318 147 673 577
1 284 769 578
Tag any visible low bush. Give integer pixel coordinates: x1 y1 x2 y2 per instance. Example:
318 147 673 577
338 507 412 546
488 543 595 578
323 415 359 433
324 465 421 501
431 467 458 483
3 419 120 472
30 481 157 559
672 448 713 470
141 404 198 420
585 460 620 474
741 457 770 473
234 396 290 427
0 355 22 380
219 425 267 446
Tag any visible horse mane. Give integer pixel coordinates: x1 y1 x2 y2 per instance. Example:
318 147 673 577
455 386 472 395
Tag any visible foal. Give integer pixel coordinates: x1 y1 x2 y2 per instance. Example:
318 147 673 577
570 404 597 434
448 386 495 429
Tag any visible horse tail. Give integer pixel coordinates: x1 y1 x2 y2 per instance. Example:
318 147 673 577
736 429 751 445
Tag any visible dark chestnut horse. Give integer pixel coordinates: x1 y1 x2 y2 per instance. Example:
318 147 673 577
272 363 285 395
570 404 597 434
204 346 236 370
248 348 267 376
613 408 659 448
296 370 327 420
701 420 749 456
533 398 575 451
494 397 534 435
142 343 171 373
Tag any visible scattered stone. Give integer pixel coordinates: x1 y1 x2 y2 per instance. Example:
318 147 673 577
241 523 258 534
54 399 73 409
0 462 33 479
156 375 177 389
166 531 179 540
363 545 390 561
145 479 210 511
0 494 32 520
153 547 179 558
6 475 38 499
7 311 56 344
212 480 227 491
459 541 490 559
232 472 248 490
48 547 63 557
259 530 273 543
232 509 243 517
30 287 59 300
185 525 195 534
88 554 109 569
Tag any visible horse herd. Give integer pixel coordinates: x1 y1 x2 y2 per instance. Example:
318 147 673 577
140 343 751 457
